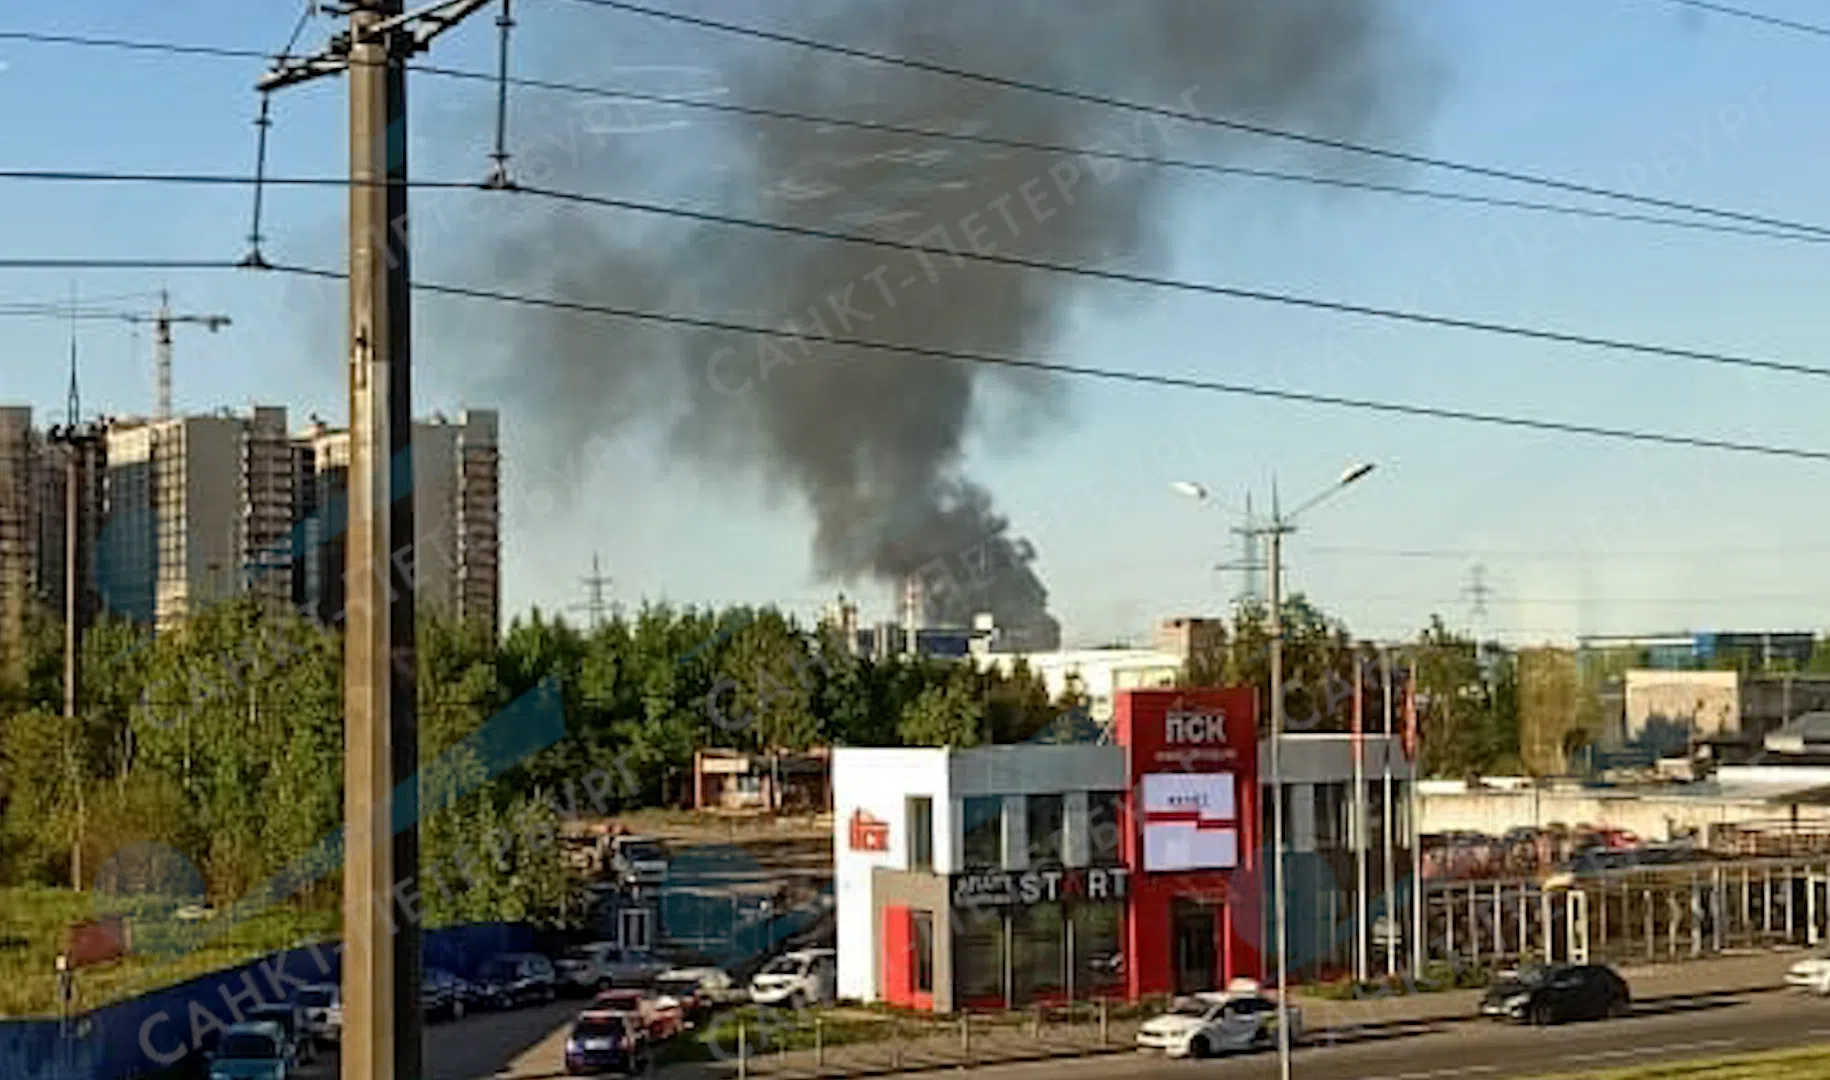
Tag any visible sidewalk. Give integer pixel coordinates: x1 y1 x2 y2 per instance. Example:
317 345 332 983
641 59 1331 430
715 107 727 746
660 951 1803 1080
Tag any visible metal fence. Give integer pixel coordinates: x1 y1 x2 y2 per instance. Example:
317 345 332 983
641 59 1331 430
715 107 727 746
1423 856 1830 969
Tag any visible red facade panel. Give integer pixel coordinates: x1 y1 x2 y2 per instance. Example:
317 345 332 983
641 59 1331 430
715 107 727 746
1116 688 1262 998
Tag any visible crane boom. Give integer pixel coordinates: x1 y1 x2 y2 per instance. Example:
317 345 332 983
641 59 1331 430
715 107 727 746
0 291 230 420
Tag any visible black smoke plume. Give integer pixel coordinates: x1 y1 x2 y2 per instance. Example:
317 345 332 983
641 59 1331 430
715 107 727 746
460 0 1431 649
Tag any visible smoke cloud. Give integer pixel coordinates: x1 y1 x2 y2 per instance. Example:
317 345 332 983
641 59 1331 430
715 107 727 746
460 0 1433 649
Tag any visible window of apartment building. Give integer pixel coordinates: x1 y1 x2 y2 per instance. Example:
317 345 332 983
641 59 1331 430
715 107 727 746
907 796 933 872
962 796 1003 868
1086 790 1124 864
1026 794 1064 867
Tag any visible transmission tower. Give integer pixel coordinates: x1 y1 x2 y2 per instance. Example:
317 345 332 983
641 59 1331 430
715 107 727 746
573 552 617 629
1463 562 1493 643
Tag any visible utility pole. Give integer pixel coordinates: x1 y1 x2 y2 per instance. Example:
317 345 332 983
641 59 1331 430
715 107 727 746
260 5 497 1079
1265 513 1295 1080
1407 656 1424 978
48 340 100 891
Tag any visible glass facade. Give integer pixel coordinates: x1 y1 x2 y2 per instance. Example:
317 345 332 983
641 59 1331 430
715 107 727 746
962 796 1003 868
1087 790 1123 864
1026 794 1064 866
913 911 934 993
952 899 1128 1009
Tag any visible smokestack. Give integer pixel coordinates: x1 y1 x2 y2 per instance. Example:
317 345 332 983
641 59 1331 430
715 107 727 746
455 1 1433 637
903 575 920 658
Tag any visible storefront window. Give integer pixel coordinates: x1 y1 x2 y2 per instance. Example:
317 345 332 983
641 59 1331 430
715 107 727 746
953 906 1006 1010
1074 903 1124 997
1027 794 1064 866
1013 901 1065 1003
1314 782 1349 851
1087 790 1123 864
962 796 1004 868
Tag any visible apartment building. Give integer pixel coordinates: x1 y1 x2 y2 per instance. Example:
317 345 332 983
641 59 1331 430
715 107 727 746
294 409 501 636
97 407 295 630
0 407 108 673
0 407 32 682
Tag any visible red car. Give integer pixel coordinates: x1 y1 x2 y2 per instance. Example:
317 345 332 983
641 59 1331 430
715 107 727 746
591 989 685 1041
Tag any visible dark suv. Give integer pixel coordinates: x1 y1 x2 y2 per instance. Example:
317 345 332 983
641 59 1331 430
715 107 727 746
474 953 559 1010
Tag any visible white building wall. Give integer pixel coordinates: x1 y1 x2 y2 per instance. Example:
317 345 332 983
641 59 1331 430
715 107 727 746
831 748 952 1003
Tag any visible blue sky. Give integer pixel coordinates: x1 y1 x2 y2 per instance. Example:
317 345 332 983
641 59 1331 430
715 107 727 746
4 0 1830 647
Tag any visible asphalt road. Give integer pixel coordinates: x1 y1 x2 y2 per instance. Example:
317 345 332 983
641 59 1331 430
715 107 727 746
956 990 1830 1080
294 986 1830 1080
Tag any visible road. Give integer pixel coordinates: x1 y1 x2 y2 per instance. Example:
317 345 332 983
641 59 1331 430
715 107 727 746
294 986 1830 1080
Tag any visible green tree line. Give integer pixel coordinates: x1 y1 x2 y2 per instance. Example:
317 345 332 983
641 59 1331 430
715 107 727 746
0 598 1071 924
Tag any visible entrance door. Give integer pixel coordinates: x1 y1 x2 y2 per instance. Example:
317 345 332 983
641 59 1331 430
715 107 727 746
1173 900 1218 993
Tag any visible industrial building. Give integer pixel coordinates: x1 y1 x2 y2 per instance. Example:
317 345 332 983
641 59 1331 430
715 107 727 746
0 403 503 649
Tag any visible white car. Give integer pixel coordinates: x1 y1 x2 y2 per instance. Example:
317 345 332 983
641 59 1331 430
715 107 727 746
749 948 836 1007
1135 985 1303 1058
1786 953 1830 995
296 984 341 1045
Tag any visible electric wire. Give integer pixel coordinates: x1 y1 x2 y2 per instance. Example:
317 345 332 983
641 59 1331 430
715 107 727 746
1643 0 1830 39
554 0 1830 240
5 167 1829 385
253 258 1830 465
10 21 1830 242
407 63 1827 246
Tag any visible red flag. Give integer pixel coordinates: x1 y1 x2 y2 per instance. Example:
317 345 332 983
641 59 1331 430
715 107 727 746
1402 660 1419 762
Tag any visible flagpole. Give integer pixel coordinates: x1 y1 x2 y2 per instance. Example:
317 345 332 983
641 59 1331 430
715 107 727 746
1408 657 1425 978
1353 654 1368 984
1382 645 1397 978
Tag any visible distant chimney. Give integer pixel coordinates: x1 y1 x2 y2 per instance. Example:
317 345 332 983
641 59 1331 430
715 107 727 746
903 576 920 658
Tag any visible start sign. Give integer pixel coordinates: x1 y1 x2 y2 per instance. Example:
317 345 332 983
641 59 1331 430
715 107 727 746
951 866 1130 908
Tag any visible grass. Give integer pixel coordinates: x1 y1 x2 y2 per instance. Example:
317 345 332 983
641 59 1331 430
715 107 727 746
0 886 336 1019
1531 1044 1830 1080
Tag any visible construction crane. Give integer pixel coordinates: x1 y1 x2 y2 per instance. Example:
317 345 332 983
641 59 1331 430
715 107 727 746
0 290 231 420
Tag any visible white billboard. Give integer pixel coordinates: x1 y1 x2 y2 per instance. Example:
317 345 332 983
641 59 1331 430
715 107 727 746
1141 772 1239 872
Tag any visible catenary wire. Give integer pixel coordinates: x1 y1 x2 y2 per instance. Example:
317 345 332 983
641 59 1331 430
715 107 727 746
0 258 246 271
5 167 1828 385
407 63 1826 246
554 0 1830 240
1642 0 1830 39
253 259 1830 465
10 19 1830 242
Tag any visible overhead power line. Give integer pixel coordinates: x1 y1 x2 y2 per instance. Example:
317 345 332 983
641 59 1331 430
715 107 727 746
0 28 269 60
557 0 1830 241
1645 0 1830 39
254 258 1830 465
407 63 1824 246
6 167 1828 386
8 247 1828 464
11 19 1830 243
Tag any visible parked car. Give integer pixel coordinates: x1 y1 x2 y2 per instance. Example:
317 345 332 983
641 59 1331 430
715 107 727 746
652 967 734 1019
565 1009 649 1076
207 1021 294 1080
245 1003 311 1065
610 836 669 888
749 948 836 1007
592 987 686 1041
1785 951 1830 995
1479 963 1631 1025
1135 983 1301 1058
560 942 671 992
296 984 340 1046
423 967 476 1020
474 953 559 1009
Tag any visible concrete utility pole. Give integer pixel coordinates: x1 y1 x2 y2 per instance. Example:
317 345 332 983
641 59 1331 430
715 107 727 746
1180 463 1376 1080
1382 645 1397 978
261 5 496 1078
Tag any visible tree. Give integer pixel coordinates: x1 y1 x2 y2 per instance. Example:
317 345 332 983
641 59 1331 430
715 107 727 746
898 668 985 747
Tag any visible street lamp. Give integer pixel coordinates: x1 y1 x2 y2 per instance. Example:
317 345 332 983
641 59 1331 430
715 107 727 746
1173 462 1376 1080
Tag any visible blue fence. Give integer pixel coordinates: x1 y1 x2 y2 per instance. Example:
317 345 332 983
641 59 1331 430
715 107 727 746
0 922 534 1080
